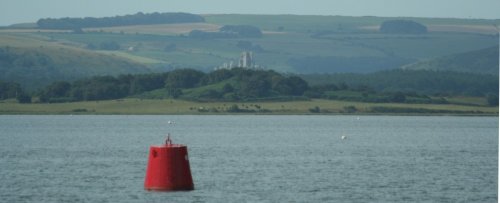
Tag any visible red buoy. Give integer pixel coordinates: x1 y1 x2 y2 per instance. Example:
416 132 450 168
144 135 194 191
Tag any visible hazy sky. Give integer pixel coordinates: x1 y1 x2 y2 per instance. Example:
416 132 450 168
1 0 500 26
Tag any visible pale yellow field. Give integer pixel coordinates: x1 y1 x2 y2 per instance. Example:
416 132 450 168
84 23 221 35
0 33 59 47
96 51 166 64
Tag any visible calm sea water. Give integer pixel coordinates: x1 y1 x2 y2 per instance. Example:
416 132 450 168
0 115 497 202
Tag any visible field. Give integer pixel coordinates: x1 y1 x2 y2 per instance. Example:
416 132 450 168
26 29 496 74
0 33 155 90
84 23 221 35
0 14 498 93
2 14 497 73
204 14 500 32
0 98 497 115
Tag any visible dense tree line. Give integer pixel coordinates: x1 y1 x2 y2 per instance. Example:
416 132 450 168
36 68 309 102
0 81 22 100
37 12 205 29
301 69 499 97
301 82 445 104
38 73 168 103
14 68 498 106
164 68 308 101
0 81 31 103
220 25 263 38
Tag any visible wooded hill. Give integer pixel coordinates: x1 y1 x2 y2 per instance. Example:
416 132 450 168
34 68 308 103
301 69 498 97
1 68 496 106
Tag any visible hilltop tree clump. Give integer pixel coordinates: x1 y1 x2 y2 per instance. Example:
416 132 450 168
37 12 205 29
220 25 263 38
380 20 427 34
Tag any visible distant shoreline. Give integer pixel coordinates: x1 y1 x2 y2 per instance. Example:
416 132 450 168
0 99 497 116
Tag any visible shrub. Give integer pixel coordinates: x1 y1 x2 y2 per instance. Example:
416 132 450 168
72 108 88 112
487 94 499 106
220 25 262 38
309 106 321 113
16 94 32 103
343 106 357 113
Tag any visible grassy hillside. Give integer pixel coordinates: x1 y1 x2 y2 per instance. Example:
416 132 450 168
1 14 498 90
204 14 500 33
402 46 499 75
36 28 497 73
0 33 153 91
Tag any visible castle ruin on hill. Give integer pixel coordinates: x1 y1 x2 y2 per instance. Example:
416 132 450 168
238 51 253 68
217 51 261 70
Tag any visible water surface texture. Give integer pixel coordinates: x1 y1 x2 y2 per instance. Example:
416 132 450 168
0 115 497 202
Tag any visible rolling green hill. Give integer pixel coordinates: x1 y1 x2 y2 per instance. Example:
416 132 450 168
204 14 500 34
0 34 153 91
35 27 497 74
1 13 498 91
402 46 499 75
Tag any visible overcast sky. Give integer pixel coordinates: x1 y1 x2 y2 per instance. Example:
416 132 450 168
1 0 499 26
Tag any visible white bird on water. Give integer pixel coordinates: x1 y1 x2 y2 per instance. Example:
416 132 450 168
341 135 347 140
167 120 175 124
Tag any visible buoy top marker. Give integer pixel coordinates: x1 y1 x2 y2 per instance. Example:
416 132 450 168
150 133 185 148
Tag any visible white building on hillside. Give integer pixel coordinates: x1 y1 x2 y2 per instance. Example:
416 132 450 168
238 51 253 68
215 51 263 70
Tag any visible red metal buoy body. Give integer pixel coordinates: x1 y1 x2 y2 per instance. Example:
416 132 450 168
144 136 194 191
